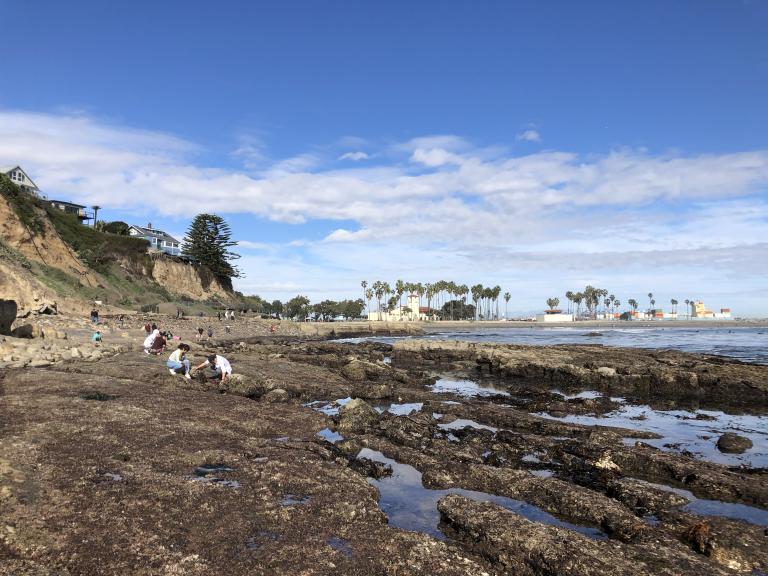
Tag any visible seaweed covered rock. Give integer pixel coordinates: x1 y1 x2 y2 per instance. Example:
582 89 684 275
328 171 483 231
716 433 753 454
338 398 379 434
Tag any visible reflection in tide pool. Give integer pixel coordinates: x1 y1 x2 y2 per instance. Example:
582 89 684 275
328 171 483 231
636 480 768 526
536 404 768 467
358 448 606 540
429 378 510 397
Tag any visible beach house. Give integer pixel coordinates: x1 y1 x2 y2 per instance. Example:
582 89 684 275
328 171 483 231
128 223 182 256
2 166 41 196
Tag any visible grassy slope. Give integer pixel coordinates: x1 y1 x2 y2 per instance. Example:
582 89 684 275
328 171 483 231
0 175 185 309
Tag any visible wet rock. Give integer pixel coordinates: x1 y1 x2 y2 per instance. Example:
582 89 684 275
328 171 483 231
716 433 753 454
351 382 393 399
337 399 380 434
341 359 388 382
677 515 768 573
606 478 689 515
438 495 731 576
262 388 290 403
0 299 17 334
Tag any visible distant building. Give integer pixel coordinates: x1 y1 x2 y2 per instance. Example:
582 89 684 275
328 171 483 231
690 300 732 319
128 223 182 256
536 309 573 322
369 293 433 322
1 166 40 196
48 199 90 222
2 166 95 222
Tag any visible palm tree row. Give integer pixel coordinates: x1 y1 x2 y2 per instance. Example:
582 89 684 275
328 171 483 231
561 287 692 319
360 280 507 320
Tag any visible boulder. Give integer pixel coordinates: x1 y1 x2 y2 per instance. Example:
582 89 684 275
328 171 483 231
10 323 35 339
70 348 84 359
716 433 753 454
597 366 617 377
351 382 393 399
338 398 379 434
340 359 388 382
261 388 290 403
0 299 17 335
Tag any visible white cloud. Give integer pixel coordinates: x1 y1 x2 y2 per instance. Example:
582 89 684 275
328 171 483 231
2 108 768 313
516 129 541 142
338 151 370 161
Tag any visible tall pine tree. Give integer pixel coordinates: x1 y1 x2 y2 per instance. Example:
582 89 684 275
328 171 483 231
182 214 241 290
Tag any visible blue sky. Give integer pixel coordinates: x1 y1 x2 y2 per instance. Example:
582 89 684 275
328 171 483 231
1 0 767 315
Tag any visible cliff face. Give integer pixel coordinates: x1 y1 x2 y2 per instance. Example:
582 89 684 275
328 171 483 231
150 258 234 302
0 193 100 287
0 189 233 310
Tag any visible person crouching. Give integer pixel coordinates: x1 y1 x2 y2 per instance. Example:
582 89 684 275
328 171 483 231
167 343 192 379
192 354 232 382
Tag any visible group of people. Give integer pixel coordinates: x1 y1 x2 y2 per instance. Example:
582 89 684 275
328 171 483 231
217 309 237 321
143 323 175 356
166 344 232 382
140 319 232 382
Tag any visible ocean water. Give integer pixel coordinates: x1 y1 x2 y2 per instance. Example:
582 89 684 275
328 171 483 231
337 326 768 364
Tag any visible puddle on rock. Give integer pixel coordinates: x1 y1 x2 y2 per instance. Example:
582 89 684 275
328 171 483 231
429 378 510 398
358 448 606 540
536 404 768 467
551 389 604 400
635 479 768 526
281 494 312 506
530 469 555 478
328 536 353 558
374 402 423 416
191 464 240 489
383 356 392 365
305 397 352 416
438 419 498 433
316 428 344 443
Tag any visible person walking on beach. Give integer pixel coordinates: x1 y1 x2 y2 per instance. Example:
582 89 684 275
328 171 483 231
191 354 232 382
167 343 192 379
207 326 213 340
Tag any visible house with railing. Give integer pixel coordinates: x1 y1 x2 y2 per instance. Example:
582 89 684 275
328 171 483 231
128 223 182 256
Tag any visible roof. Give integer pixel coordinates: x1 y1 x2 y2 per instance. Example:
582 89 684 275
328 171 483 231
1 165 40 191
48 199 86 209
129 225 181 244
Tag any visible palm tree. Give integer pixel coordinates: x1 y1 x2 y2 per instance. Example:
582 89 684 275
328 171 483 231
504 292 510 319
395 279 405 309
572 292 583 319
546 297 560 311
565 291 574 314
365 288 373 318
670 298 678 315
628 298 638 316
361 280 368 306
471 284 483 321
604 297 611 318
614 299 621 315
493 286 501 320
91 205 101 227
685 298 690 320
648 293 654 310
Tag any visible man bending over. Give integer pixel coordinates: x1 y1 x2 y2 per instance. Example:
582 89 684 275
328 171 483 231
192 354 232 382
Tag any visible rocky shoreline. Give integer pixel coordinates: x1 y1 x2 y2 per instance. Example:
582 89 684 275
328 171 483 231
1 318 766 575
